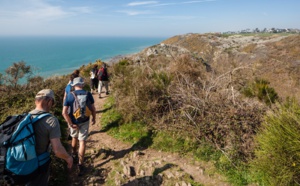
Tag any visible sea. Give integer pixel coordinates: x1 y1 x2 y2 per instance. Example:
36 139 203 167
0 36 165 78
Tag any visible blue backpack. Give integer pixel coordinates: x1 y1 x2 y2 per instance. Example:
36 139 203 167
0 113 51 185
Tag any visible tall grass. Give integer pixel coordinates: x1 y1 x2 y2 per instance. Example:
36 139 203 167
251 99 300 185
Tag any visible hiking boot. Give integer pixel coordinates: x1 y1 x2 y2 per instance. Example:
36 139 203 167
78 164 85 176
98 94 101 98
72 154 79 164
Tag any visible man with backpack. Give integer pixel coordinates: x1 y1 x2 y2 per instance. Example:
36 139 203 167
97 63 109 98
28 89 73 185
62 77 96 176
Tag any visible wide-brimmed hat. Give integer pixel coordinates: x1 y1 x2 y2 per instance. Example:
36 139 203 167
35 89 55 101
71 77 85 86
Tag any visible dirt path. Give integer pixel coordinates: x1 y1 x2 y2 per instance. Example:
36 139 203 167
67 93 231 186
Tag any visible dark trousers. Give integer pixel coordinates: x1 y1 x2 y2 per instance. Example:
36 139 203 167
90 78 98 90
25 160 51 186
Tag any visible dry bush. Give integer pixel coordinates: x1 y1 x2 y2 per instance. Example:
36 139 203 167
111 52 267 161
111 61 173 123
0 75 69 121
167 57 266 160
241 43 257 53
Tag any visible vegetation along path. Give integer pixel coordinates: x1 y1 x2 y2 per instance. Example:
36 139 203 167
67 92 230 186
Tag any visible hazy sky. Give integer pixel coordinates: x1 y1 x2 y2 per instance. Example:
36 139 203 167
0 0 299 37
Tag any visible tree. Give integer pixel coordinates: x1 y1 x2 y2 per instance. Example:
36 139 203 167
5 61 32 88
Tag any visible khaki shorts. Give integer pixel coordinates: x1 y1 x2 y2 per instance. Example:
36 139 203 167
70 120 89 141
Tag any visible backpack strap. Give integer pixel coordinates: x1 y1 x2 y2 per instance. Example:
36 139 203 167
71 91 89 110
71 91 88 99
71 91 78 102
31 113 51 123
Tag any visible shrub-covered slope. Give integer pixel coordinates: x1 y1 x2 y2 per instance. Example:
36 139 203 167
110 33 300 185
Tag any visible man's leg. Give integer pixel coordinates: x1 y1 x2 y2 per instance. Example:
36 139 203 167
98 81 103 98
77 121 89 163
77 140 86 176
90 79 94 93
77 121 89 176
71 137 78 155
104 81 109 94
95 78 99 91
70 127 79 163
71 137 79 163
78 140 86 165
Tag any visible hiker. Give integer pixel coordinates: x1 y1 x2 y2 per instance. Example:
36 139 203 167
27 89 73 185
90 64 99 94
97 63 109 98
62 77 96 176
63 72 79 102
73 69 80 76
64 69 80 101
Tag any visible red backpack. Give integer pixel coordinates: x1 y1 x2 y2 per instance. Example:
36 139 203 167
97 67 108 81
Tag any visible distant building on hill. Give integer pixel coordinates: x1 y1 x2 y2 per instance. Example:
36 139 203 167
223 27 300 34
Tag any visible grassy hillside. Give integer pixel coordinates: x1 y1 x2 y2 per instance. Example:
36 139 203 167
107 33 300 185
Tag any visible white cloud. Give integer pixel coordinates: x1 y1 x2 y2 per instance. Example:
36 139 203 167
20 6 71 20
148 0 216 7
127 1 158 6
0 0 92 22
183 0 216 4
70 7 92 14
117 10 154 16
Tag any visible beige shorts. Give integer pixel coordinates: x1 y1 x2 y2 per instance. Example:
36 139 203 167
70 120 89 141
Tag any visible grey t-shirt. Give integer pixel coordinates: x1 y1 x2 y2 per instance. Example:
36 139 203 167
29 109 61 155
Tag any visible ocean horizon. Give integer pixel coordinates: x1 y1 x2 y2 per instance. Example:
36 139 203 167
0 36 165 79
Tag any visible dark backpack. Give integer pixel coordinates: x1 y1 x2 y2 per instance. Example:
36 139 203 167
97 68 108 81
71 91 92 123
0 113 51 185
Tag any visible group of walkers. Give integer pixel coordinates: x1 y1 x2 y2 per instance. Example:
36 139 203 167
22 63 109 185
90 63 109 98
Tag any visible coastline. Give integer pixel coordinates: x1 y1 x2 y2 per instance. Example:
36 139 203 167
0 36 165 78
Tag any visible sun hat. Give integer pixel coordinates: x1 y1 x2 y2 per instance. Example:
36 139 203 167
71 77 85 86
35 89 55 101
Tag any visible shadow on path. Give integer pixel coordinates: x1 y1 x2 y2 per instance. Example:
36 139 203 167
94 130 154 168
121 164 176 186
96 105 112 114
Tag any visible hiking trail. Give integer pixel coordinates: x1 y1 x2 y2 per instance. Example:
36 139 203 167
67 93 231 186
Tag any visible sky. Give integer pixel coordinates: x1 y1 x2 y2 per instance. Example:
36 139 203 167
0 0 299 37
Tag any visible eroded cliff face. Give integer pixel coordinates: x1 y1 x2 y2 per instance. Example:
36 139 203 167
129 33 300 101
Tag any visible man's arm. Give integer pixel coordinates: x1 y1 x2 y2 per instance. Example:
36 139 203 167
62 106 77 129
50 138 73 169
91 104 96 125
63 91 67 103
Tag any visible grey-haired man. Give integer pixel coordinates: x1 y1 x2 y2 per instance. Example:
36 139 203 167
26 89 73 186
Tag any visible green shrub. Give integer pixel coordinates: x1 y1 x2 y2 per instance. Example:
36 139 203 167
242 78 278 105
250 99 300 185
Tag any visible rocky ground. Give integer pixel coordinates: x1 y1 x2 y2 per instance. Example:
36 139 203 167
67 92 231 186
